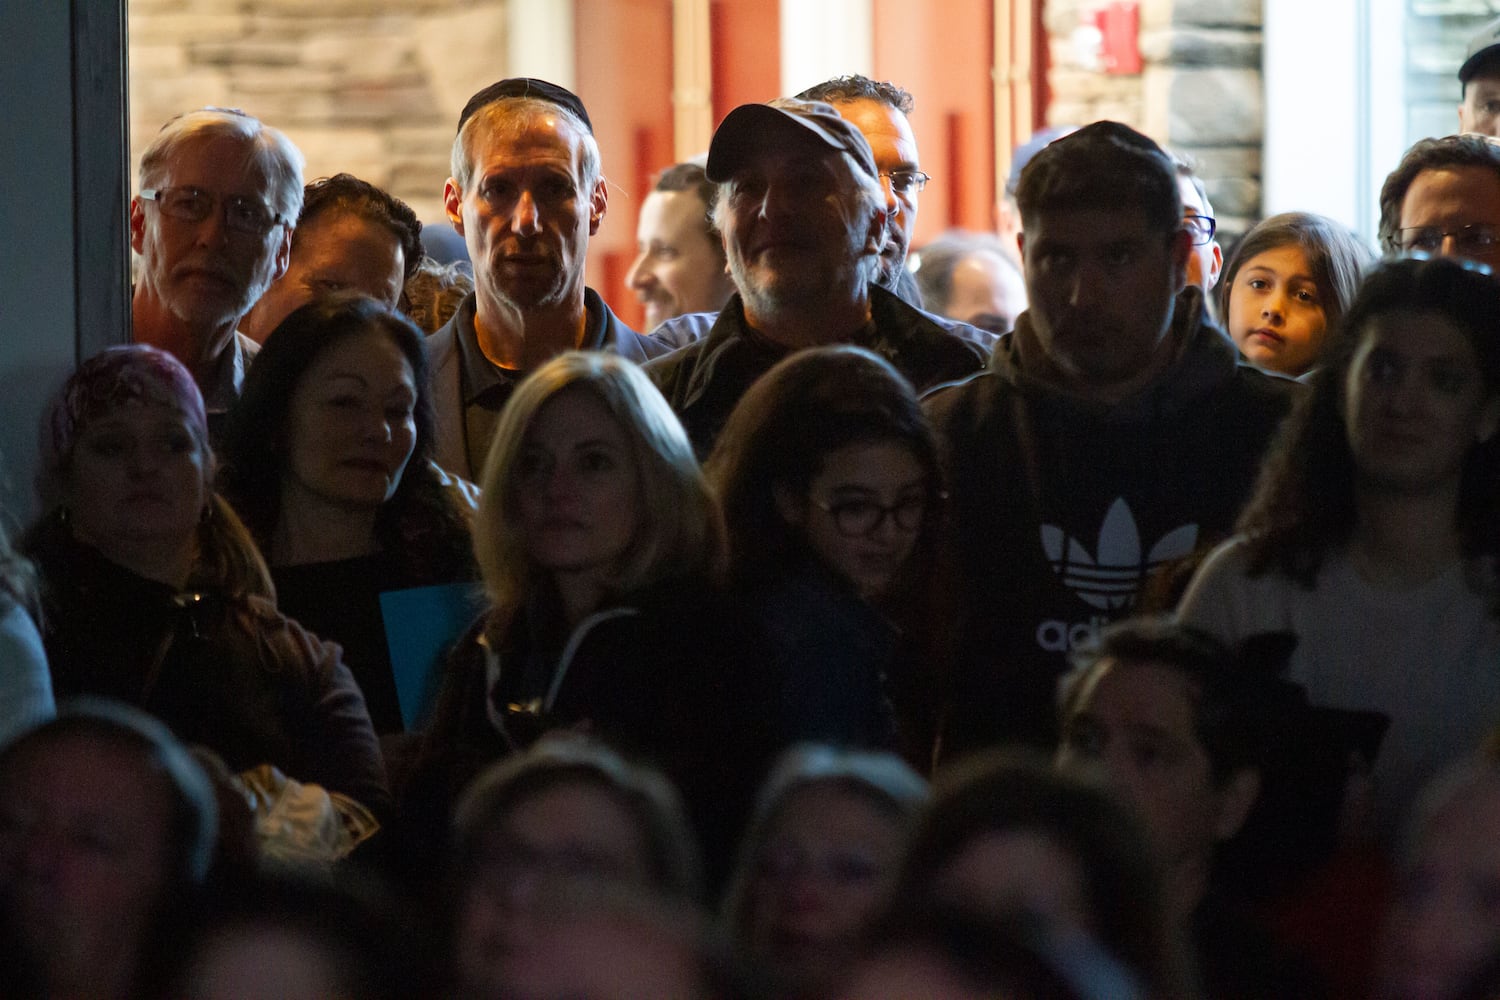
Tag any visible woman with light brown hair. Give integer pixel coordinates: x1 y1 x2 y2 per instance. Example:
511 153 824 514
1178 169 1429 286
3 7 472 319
406 352 779 882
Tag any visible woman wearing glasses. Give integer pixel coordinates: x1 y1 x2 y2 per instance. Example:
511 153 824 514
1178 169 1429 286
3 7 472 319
406 352 776 883
707 346 945 762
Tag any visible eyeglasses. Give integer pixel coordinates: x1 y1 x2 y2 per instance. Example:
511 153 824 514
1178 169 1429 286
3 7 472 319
815 496 927 537
1182 214 1217 245
1398 224 1500 257
138 186 284 237
881 170 931 195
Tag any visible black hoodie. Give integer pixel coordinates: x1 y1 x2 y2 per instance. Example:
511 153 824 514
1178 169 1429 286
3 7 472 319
925 287 1299 756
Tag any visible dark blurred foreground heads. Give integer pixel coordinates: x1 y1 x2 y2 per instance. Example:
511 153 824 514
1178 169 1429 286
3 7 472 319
166 870 422 1000
723 744 927 997
0 701 217 1000
648 97 986 457
889 751 1188 996
445 736 712 996
1377 759 1500 1000
239 173 423 344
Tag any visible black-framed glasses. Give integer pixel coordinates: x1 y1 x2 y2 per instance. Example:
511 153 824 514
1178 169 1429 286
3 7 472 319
1398 224 1500 257
815 496 927 537
1183 214 1217 245
881 170 931 195
138 186 284 237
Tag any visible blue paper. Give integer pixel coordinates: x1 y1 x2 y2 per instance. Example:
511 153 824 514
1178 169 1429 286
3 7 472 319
379 582 488 730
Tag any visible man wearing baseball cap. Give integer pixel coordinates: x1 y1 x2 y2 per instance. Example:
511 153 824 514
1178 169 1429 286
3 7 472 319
428 78 666 479
647 98 987 456
1460 16 1500 136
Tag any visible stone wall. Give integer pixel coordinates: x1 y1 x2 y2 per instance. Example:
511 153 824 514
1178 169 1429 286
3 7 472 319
1045 0 1263 238
129 0 509 224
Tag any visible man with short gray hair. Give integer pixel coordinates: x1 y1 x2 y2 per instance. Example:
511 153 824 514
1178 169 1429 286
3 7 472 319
429 78 664 479
648 98 986 456
130 107 304 419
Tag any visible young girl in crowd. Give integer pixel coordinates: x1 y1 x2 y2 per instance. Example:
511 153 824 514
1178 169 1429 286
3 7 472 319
722 744 927 998
407 352 778 880
707 346 945 760
21 345 389 814
1217 211 1372 378
219 293 477 735
1181 256 1500 845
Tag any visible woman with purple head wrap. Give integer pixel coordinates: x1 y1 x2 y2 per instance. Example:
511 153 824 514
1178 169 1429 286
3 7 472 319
21 344 390 816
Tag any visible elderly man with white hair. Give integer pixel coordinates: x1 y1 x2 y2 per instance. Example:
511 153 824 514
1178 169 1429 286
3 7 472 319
130 107 304 426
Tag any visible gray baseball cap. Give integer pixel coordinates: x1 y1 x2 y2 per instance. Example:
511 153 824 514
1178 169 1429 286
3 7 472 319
1460 16 1500 84
706 98 878 183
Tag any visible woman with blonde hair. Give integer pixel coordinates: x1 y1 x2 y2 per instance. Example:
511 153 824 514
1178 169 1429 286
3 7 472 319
407 352 778 882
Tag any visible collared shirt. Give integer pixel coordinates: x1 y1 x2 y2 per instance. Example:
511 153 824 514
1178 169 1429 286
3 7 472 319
443 289 667 477
203 332 259 444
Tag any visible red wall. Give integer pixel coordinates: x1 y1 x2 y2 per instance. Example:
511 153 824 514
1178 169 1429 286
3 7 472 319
573 0 1036 321
873 0 997 243
709 0 781 124
575 0 674 330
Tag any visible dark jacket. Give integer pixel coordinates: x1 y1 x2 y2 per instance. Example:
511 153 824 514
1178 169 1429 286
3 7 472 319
646 284 990 457
406 579 782 882
428 289 668 479
27 519 390 813
748 563 902 753
924 287 1298 755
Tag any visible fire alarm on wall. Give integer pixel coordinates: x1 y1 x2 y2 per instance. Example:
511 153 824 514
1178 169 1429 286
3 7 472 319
1096 1 1142 75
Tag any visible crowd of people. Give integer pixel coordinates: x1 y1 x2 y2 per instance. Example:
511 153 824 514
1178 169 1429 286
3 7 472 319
4 32 1500 997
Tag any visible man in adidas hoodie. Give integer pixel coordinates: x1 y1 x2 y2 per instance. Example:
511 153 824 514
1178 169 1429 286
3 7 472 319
925 122 1298 758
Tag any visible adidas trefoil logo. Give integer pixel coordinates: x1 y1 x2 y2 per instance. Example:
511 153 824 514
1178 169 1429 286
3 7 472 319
1040 498 1198 611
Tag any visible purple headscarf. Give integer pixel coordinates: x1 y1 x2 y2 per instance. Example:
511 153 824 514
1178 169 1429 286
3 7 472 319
41 345 209 494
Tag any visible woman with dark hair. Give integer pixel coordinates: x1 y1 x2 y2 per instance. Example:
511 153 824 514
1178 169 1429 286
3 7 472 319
888 751 1194 998
219 293 476 734
22 344 388 813
1181 256 1500 843
706 345 945 757
406 351 777 882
